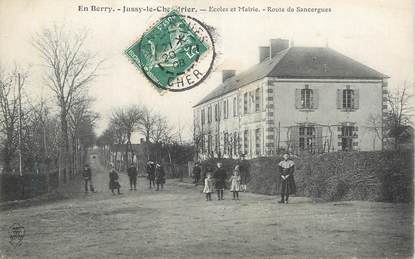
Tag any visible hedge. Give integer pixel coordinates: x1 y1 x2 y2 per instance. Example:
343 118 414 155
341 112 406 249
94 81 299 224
201 151 413 202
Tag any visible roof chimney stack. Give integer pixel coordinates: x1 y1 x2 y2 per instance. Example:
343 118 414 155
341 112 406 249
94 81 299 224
222 69 236 82
259 46 270 63
270 38 289 58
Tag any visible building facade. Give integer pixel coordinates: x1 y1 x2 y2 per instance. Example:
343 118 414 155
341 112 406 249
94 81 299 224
193 39 388 160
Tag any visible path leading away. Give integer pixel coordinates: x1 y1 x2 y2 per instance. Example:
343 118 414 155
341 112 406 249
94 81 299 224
0 155 412 258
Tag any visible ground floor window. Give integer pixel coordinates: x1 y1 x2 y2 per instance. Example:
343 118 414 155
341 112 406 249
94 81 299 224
255 128 261 155
341 126 354 151
299 126 315 151
243 130 249 155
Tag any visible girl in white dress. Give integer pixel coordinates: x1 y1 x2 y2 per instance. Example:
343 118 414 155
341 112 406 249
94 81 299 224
203 173 214 201
229 170 241 200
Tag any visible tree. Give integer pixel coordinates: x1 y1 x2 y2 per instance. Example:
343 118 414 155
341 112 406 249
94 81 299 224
385 82 414 149
0 66 27 172
33 25 102 182
111 105 142 169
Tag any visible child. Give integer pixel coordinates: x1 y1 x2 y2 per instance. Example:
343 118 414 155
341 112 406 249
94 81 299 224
109 168 121 195
203 173 214 201
229 170 241 200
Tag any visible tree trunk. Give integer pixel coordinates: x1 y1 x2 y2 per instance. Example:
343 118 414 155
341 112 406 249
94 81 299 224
60 110 69 184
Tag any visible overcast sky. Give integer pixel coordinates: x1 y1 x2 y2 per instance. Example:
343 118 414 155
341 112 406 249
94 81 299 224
0 0 413 141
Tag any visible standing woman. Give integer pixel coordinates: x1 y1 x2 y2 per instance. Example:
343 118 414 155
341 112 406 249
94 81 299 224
278 153 296 204
109 167 121 195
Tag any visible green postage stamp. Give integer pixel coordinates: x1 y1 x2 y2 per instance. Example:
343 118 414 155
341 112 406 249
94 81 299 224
126 10 215 91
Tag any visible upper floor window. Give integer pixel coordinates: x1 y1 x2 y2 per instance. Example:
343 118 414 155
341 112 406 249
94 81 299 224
233 97 237 117
255 88 261 112
214 103 219 121
207 106 212 123
295 85 318 109
201 109 205 125
337 86 359 110
343 89 354 109
243 92 248 114
223 99 229 119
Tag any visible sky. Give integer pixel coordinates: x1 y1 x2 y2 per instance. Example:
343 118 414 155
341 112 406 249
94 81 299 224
0 0 413 142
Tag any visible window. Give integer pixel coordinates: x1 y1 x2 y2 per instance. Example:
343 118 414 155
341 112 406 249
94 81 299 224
201 135 205 153
243 129 249 154
233 97 237 117
214 134 219 154
214 104 219 121
255 88 261 112
255 128 261 155
207 106 212 123
224 132 228 155
299 126 315 151
223 99 229 119
233 132 238 155
207 134 212 154
301 88 313 109
244 92 248 114
201 109 205 125
249 91 254 112
343 89 354 109
341 126 354 151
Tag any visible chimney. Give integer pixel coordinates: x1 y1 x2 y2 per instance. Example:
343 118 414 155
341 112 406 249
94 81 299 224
222 69 236 82
270 38 289 58
259 46 270 62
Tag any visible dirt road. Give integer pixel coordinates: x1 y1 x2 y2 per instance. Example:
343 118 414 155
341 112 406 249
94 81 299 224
0 156 412 258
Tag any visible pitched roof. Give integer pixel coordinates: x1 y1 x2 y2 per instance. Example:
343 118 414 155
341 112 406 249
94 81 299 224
194 47 388 107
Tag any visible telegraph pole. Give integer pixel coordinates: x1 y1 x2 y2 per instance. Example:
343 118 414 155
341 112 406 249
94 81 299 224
17 73 23 177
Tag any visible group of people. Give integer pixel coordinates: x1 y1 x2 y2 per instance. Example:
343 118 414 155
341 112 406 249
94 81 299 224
199 162 243 201
195 152 296 204
83 153 296 203
146 160 166 191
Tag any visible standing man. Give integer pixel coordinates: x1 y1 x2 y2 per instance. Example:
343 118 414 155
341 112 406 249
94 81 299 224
146 161 156 189
214 162 227 200
278 153 296 204
193 162 201 185
82 164 95 193
127 163 138 191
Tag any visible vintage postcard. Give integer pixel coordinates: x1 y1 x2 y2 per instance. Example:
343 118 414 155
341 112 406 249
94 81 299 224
0 0 413 258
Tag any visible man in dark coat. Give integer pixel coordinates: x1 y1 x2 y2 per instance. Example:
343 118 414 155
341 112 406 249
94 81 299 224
278 153 296 204
155 163 166 191
146 161 156 189
82 164 95 193
214 162 227 200
127 163 138 191
193 162 201 185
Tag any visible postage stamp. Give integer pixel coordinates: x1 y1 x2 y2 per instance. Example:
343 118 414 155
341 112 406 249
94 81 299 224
9 223 25 248
126 10 215 91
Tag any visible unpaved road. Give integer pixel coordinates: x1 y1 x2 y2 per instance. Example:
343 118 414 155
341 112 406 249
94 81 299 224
0 156 412 258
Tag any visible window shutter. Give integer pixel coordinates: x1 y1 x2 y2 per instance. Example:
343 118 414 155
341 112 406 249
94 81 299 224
290 126 299 152
337 89 342 109
354 89 359 109
313 89 319 109
295 89 301 109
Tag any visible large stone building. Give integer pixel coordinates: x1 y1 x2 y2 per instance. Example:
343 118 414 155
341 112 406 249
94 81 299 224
193 39 388 160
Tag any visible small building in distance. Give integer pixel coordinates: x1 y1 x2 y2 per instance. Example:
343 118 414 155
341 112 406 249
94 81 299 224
193 38 389 160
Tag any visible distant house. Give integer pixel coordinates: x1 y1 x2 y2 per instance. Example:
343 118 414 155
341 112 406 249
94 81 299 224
193 38 388 160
